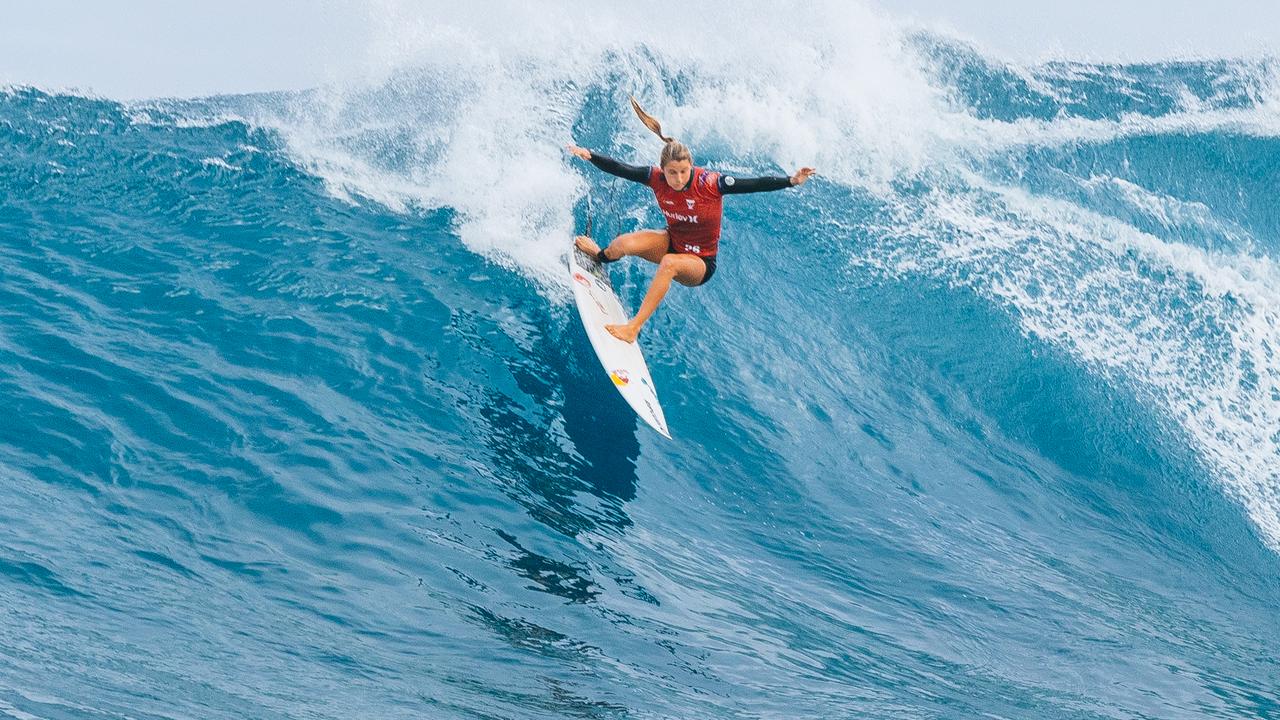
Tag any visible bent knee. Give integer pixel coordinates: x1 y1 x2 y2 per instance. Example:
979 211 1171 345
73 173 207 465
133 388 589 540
657 254 685 275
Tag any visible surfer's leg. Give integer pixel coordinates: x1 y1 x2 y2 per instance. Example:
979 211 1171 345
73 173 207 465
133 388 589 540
578 230 668 264
605 254 707 343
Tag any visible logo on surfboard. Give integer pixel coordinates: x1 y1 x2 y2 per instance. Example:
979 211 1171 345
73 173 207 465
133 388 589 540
610 369 630 386
573 272 590 287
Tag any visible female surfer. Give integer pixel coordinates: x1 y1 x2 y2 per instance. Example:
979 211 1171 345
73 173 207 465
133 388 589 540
567 97 816 343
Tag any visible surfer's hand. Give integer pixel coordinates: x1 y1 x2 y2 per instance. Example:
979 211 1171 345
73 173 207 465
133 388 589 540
790 167 816 186
566 144 592 161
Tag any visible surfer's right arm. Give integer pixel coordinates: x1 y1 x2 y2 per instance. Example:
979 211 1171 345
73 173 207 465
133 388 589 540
565 145 652 184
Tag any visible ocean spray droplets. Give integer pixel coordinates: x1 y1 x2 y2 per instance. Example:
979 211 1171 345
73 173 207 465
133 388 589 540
866 180 1280 550
251 1 954 289
228 0 1280 548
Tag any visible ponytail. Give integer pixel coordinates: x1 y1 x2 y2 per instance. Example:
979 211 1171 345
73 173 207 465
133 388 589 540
630 95 692 168
629 95 673 143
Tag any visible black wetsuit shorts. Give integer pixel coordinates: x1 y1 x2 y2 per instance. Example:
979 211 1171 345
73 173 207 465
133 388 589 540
586 151 793 289
696 254 717 286
667 237 716 286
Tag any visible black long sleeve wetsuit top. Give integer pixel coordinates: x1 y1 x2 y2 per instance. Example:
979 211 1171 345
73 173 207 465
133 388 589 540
587 152 793 194
582 149 797 270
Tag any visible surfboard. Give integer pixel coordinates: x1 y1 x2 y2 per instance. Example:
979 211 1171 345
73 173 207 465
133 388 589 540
568 244 671 438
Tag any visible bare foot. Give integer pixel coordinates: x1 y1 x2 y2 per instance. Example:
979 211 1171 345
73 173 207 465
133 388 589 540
575 235 601 256
606 322 640 344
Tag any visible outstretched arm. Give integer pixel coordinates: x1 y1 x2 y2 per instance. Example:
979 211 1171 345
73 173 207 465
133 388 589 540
565 144 652 184
718 167 816 195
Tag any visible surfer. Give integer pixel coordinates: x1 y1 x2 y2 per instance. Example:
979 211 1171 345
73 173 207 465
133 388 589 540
567 97 815 343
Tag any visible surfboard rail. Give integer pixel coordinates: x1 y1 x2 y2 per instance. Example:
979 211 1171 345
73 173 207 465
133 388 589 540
568 245 671 438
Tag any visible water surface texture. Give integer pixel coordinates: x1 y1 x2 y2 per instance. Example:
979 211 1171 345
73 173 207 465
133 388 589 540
1 6 1279 718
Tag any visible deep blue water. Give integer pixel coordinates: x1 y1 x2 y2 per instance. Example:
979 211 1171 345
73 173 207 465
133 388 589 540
1 21 1279 720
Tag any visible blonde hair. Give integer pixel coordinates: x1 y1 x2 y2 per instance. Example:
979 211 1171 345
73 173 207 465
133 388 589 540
660 140 692 167
630 96 693 167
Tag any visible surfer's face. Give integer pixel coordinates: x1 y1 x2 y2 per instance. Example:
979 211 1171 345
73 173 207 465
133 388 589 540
662 160 692 190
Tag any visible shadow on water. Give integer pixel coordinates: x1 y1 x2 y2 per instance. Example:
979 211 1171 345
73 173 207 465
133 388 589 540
470 371 638 540
559 326 642 502
454 266 644 541
495 529 600 603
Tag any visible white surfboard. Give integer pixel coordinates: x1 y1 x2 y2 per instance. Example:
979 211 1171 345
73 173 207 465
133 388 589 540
568 244 671 438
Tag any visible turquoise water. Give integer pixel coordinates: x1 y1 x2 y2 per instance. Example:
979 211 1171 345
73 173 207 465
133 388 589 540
1 11 1279 719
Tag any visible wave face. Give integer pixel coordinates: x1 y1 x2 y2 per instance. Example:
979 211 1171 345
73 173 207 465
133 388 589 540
2 4 1279 718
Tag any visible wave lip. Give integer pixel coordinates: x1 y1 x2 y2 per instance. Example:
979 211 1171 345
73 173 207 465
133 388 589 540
3 11 1280 720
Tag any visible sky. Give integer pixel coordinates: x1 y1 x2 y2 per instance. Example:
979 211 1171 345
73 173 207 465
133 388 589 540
0 1 1276 99
0 0 370 99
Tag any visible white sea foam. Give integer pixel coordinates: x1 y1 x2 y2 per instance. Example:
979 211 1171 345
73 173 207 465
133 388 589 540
864 176 1280 550
243 1 961 290
214 0 1280 548
1074 175 1253 251
201 157 240 171
247 1 1280 282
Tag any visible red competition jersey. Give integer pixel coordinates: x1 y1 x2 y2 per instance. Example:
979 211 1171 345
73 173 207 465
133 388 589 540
647 167 724 257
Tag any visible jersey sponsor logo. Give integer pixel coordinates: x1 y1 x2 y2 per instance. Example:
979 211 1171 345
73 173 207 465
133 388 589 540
610 369 630 386
664 200 675 205
662 210 699 224
686 198 696 209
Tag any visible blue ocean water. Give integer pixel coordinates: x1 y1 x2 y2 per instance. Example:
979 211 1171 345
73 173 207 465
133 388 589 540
2 8 1279 719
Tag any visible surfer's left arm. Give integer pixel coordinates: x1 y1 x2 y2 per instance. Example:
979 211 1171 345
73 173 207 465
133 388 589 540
717 167 816 194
